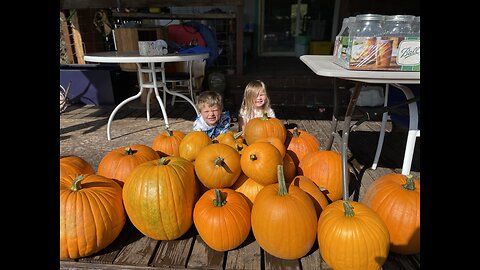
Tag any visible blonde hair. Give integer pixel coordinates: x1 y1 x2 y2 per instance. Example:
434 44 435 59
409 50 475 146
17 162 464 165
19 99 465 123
196 91 224 111
239 80 271 119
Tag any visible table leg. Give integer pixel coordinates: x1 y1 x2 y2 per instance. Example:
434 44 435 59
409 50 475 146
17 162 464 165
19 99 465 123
372 84 390 170
341 82 362 200
106 90 144 141
325 78 339 151
147 63 170 129
391 83 419 176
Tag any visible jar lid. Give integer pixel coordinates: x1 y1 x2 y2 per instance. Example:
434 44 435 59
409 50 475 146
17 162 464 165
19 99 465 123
355 14 384 21
414 16 420 22
385 15 415 22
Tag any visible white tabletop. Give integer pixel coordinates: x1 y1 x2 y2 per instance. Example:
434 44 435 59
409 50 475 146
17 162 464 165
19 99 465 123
84 51 209 64
300 55 420 84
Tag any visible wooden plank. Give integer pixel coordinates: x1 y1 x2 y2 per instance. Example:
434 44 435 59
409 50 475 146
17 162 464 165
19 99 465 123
187 235 225 269
150 234 195 268
382 252 420 270
224 233 262 270
112 228 159 266
299 244 324 270
70 12 85 64
113 28 139 72
263 251 300 270
60 11 75 64
317 251 333 270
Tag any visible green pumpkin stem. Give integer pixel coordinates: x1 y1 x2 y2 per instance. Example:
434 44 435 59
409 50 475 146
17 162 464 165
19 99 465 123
249 154 257 161
214 157 225 167
165 129 173 137
213 189 227 207
71 175 85 191
233 131 243 140
343 201 355 218
292 127 300 137
158 157 169 165
124 147 135 155
261 113 269 120
277 165 288 196
402 175 416 191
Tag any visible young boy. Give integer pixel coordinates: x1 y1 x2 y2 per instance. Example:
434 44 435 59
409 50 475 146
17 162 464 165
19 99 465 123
192 91 231 138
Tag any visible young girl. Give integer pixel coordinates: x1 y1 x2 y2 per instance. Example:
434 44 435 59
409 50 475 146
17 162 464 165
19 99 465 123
238 80 275 131
193 90 231 138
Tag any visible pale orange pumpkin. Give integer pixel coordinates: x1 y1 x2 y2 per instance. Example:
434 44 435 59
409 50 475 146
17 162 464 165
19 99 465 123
251 165 317 260
194 143 242 189
290 175 329 219
151 129 185 157
317 200 390 270
231 172 264 207
60 174 125 259
240 142 283 186
179 131 212 161
97 144 159 185
285 127 321 167
298 150 342 202
122 157 197 240
282 152 297 184
214 131 245 148
256 136 286 158
60 155 95 178
362 174 420 255
244 113 287 145
193 189 251 252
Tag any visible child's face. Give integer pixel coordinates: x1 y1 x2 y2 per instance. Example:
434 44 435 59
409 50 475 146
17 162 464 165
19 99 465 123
254 91 267 108
199 104 222 126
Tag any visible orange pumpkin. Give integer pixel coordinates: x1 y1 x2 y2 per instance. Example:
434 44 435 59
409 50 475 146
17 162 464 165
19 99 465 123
97 144 159 185
282 152 297 184
214 131 245 147
122 157 197 240
240 142 283 186
251 165 317 260
194 143 242 189
193 189 251 252
60 174 125 259
285 127 321 167
60 155 95 178
290 175 329 219
362 174 420 255
151 129 185 157
231 172 264 207
244 114 287 145
256 136 286 158
179 131 212 161
317 200 390 270
298 150 342 202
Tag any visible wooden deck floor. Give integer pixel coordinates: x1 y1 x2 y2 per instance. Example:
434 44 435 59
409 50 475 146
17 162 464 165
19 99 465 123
60 102 420 270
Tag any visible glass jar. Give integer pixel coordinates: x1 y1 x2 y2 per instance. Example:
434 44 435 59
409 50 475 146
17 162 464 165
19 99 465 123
411 16 420 37
333 17 349 58
383 15 415 66
348 14 385 68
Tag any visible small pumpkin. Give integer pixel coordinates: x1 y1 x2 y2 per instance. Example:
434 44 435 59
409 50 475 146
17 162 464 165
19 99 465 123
285 127 321 167
60 155 95 178
290 175 329 219
231 173 264 207
179 131 212 162
193 189 251 252
151 129 185 157
256 136 286 158
240 142 283 186
60 174 125 259
244 113 287 145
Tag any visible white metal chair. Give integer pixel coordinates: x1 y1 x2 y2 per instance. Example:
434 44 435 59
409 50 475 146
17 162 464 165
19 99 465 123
371 83 420 175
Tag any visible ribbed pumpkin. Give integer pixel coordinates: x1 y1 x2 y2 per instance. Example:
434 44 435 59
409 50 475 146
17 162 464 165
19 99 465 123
317 200 390 270
179 131 212 161
97 144 159 185
285 127 321 167
290 175 329 219
240 142 283 186
256 136 286 158
60 155 95 178
251 165 317 260
362 174 420 255
193 189 251 252
214 131 245 148
282 152 297 184
244 113 287 145
151 129 185 157
194 143 242 189
297 150 342 202
122 157 196 240
231 172 264 207
60 174 125 259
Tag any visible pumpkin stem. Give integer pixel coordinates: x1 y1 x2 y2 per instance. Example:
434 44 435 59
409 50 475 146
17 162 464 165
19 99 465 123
249 154 257 161
214 157 225 167
235 144 244 152
277 165 288 196
213 189 227 207
165 129 173 137
402 175 416 191
124 147 135 155
342 201 355 218
158 157 170 165
233 131 243 140
71 175 85 191
292 127 300 138
261 113 269 120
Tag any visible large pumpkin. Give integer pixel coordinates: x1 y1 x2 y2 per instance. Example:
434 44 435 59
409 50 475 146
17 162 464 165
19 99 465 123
97 144 159 185
251 165 317 260
285 127 321 167
60 155 95 178
122 157 197 240
297 150 342 202
362 174 420 255
151 129 185 157
317 200 390 270
240 142 283 186
194 143 242 189
243 114 287 145
193 189 251 252
60 174 125 259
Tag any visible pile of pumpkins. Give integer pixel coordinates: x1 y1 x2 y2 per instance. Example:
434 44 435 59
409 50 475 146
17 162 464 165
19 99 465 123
60 114 420 270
